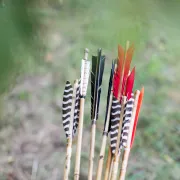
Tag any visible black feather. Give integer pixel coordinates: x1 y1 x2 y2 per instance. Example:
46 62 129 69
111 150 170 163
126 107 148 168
91 49 105 121
91 55 97 119
103 61 115 132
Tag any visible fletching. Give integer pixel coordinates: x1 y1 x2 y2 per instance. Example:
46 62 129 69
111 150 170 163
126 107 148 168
110 96 121 154
120 94 134 149
104 61 115 132
119 67 135 148
91 49 105 121
130 87 144 148
72 79 81 137
62 81 73 138
91 55 97 120
80 49 90 97
125 67 135 100
113 45 125 100
121 45 134 96
123 45 134 80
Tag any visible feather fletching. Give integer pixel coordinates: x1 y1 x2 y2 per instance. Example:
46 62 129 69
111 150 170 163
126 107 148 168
125 67 135 100
91 49 105 121
104 60 115 132
62 81 73 138
91 55 97 119
121 45 134 96
130 87 144 148
113 45 124 99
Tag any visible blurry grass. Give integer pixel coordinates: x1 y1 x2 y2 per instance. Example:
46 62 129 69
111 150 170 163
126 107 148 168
0 0 180 179
23 0 180 179
53 0 180 179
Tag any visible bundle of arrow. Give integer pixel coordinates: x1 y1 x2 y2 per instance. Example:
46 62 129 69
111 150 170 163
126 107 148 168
62 42 144 180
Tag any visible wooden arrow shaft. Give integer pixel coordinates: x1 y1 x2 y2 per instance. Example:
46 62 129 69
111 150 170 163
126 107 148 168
119 149 130 180
88 122 96 180
74 98 85 180
104 146 112 180
63 138 72 180
96 91 113 180
96 134 107 180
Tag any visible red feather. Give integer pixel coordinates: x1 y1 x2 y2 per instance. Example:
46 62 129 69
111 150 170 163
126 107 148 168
130 87 144 148
113 45 124 99
125 67 135 100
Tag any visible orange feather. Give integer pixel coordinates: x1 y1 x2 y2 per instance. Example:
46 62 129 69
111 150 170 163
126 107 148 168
130 87 144 148
121 44 134 96
113 45 125 100
123 45 134 80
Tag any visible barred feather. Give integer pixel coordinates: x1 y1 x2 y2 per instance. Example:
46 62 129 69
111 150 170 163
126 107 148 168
62 81 73 138
110 96 121 154
72 79 81 137
120 94 134 149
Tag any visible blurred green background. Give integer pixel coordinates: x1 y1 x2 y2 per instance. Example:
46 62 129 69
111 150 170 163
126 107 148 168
0 0 179 179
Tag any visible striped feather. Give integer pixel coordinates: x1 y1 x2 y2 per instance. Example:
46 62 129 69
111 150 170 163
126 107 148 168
110 96 121 154
120 95 134 149
62 81 73 138
72 79 81 137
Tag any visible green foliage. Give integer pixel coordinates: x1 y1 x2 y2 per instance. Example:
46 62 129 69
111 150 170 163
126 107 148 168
0 0 39 94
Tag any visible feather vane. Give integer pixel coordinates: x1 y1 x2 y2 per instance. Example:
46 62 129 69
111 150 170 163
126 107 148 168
130 87 144 148
113 45 124 99
91 49 105 121
104 61 115 132
62 81 73 138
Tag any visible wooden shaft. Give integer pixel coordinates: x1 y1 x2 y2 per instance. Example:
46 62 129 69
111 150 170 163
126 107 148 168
108 156 114 180
110 151 121 180
88 122 96 180
74 98 85 180
104 146 112 180
110 152 122 180
119 149 130 180
110 97 126 180
96 135 107 180
96 91 113 180
63 138 72 180
119 90 140 180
